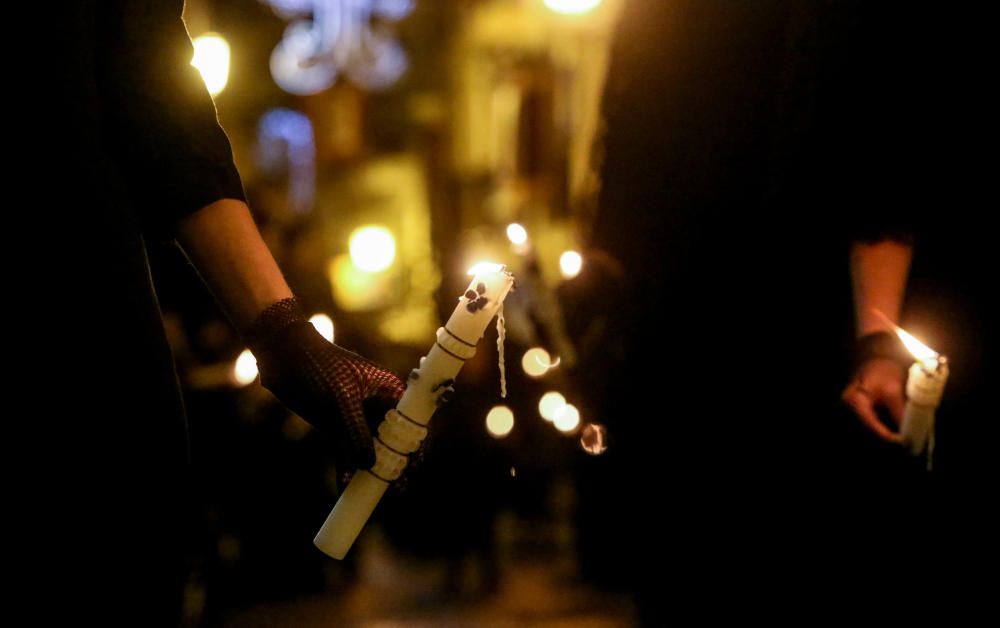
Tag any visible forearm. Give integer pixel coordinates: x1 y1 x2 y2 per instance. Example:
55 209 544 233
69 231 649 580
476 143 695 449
175 198 293 334
849 240 913 336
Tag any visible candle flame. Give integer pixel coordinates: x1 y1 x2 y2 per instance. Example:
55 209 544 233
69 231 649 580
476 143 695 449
895 327 939 368
870 308 940 368
468 262 505 276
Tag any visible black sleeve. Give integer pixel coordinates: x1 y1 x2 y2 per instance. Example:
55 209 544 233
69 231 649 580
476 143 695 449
95 0 246 239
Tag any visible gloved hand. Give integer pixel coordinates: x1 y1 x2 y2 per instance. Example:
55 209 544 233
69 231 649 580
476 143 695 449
246 297 406 475
841 331 910 444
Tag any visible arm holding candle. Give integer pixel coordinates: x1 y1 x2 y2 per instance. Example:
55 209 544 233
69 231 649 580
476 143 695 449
842 240 913 443
175 202 406 472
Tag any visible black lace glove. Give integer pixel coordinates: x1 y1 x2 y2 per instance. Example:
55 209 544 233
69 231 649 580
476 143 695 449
246 297 405 474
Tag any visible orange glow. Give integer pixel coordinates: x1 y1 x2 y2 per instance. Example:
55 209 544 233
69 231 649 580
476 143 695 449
580 424 608 455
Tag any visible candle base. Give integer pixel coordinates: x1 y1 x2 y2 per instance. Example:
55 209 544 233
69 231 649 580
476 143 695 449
314 471 389 559
900 403 934 458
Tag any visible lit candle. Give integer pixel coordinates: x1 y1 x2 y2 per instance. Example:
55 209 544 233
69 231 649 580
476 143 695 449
895 327 949 464
314 263 515 559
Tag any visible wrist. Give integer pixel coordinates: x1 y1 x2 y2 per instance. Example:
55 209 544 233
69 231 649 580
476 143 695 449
853 331 910 373
245 296 307 355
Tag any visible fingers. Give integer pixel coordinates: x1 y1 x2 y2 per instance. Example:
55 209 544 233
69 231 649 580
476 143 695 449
374 373 406 404
842 383 902 444
335 392 376 469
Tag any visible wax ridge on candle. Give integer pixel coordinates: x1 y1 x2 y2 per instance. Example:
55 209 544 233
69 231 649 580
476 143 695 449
497 304 507 398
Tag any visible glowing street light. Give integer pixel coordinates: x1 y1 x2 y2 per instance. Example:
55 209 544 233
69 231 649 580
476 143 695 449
191 33 231 96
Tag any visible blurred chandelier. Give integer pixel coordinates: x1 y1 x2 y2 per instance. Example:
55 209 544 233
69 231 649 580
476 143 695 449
263 0 414 95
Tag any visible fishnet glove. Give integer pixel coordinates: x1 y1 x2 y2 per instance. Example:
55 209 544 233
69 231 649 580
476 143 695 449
246 297 405 473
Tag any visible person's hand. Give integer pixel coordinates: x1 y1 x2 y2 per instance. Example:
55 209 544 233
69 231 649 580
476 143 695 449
246 297 405 475
841 331 909 444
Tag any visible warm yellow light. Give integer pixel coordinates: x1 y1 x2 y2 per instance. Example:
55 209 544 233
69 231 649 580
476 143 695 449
468 261 506 276
349 226 396 272
522 347 553 377
309 314 335 343
233 349 258 386
580 423 608 455
559 250 583 279
554 404 581 433
191 33 230 96
544 0 603 16
506 223 529 246
329 254 391 311
895 327 939 368
538 391 567 421
486 405 515 438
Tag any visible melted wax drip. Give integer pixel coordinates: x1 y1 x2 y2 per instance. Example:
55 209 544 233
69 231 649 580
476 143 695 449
497 304 507 398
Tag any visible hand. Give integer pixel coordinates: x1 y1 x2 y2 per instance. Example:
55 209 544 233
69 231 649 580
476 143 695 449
841 331 910 444
246 298 405 474
842 358 905 443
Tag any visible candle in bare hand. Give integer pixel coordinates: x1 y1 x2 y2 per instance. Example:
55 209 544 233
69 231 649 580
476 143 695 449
314 263 515 559
895 326 949 464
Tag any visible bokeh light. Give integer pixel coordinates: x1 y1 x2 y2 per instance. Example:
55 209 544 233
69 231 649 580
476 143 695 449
506 223 528 245
309 314 335 342
559 250 583 279
522 347 553 378
191 33 231 96
233 349 259 386
349 225 396 272
554 403 581 433
544 0 603 16
580 423 608 455
486 405 515 438
538 391 567 421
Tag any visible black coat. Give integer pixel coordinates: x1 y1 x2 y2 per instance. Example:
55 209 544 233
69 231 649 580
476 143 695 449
20 1 245 622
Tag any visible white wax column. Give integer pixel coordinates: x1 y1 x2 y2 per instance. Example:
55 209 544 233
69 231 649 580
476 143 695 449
901 358 949 458
314 266 515 559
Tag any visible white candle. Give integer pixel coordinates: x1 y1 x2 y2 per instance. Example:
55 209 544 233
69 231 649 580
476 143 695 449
896 328 949 462
314 263 515 559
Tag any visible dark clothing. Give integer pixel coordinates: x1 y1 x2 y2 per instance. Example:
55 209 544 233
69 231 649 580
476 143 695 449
585 1 994 617
20 1 244 623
